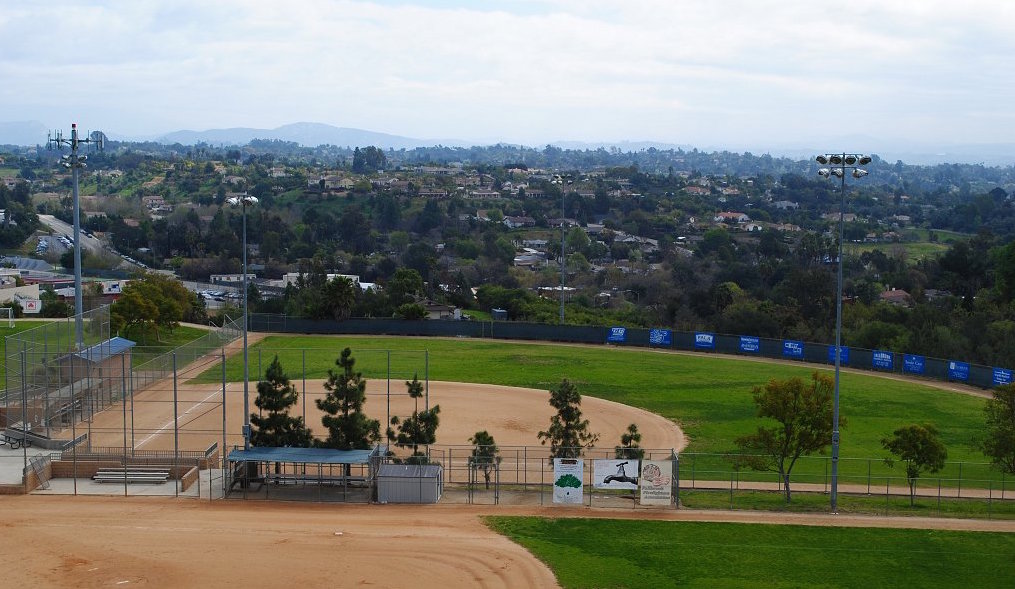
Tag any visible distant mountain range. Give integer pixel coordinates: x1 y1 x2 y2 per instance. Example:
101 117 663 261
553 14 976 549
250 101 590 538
0 121 50 146
154 122 470 150
1 120 1013 166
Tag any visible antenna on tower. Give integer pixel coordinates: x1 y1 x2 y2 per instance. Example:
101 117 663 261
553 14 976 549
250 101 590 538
46 122 104 350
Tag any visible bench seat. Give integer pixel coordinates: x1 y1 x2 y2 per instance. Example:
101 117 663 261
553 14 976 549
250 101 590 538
92 468 171 484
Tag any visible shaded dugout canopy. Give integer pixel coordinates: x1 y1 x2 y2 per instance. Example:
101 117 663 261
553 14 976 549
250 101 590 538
227 446 379 465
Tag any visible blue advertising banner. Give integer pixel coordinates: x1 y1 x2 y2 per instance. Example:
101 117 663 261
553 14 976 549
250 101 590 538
694 332 716 350
827 345 849 365
648 329 672 346
872 350 894 370
739 336 760 353
606 327 627 343
948 361 970 381
993 368 1013 386
782 340 804 359
903 354 925 375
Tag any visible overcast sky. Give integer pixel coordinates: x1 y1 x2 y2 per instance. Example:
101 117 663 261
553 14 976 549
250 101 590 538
2 0 1013 152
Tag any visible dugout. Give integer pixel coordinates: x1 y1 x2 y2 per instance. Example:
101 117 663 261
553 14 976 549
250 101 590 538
226 445 385 502
1 336 135 439
376 464 443 504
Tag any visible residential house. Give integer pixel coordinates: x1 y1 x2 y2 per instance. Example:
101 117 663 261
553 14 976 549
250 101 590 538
714 211 750 224
503 216 535 229
880 288 913 308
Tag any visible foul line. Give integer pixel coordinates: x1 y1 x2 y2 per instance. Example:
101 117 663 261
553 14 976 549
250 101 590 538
134 387 225 449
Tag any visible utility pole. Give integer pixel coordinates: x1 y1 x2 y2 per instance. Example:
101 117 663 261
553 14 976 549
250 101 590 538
48 124 103 350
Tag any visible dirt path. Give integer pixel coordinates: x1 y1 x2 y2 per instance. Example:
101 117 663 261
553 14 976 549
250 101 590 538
2 496 1012 589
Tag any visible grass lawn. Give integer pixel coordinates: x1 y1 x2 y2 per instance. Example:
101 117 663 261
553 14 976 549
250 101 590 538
850 241 950 261
0 321 209 382
191 335 996 486
680 489 1015 520
126 324 213 366
486 516 1015 589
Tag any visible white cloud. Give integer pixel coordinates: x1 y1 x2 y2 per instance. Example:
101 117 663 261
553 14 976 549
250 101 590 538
0 0 1012 149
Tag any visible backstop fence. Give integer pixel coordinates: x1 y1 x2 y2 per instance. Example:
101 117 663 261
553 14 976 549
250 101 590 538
248 314 1011 390
0 309 243 497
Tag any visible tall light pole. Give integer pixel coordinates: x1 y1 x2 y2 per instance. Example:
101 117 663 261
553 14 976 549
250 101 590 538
553 176 571 324
816 152 870 513
48 124 103 350
227 194 258 450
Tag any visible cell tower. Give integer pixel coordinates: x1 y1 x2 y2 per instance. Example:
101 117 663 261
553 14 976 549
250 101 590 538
47 124 104 350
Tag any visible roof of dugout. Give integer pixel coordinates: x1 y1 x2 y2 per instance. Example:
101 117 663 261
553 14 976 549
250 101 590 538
227 446 383 465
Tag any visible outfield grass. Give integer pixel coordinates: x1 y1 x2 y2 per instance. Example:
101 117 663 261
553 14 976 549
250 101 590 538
0 321 209 381
127 324 213 366
680 489 1015 520
191 334 995 485
486 516 1015 589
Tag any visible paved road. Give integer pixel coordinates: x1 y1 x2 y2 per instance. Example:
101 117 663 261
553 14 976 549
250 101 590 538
37 214 104 256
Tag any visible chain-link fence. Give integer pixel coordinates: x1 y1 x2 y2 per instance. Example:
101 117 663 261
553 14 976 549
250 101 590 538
248 314 1011 389
0 310 241 498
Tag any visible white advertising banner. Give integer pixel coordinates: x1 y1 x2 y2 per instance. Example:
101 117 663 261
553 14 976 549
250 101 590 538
593 459 639 490
639 460 673 506
552 458 584 504
102 281 124 295
22 299 41 314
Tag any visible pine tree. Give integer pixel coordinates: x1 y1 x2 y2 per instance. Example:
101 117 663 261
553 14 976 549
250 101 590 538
615 423 645 460
537 378 599 458
469 430 501 489
249 355 313 448
316 347 380 450
388 374 440 464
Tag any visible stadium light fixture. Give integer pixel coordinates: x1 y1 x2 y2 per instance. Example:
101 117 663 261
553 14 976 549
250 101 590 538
814 152 871 514
227 193 258 450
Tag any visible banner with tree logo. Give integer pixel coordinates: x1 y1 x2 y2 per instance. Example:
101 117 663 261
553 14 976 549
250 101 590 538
553 458 584 504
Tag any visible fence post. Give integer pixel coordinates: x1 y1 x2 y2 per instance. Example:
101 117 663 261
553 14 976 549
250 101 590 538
524 446 527 491
173 352 179 498
71 353 78 497
988 481 992 520
20 350 28 484
221 348 227 498
122 352 129 498
302 349 307 425
958 462 962 498
729 472 735 510
673 450 680 510
867 459 871 495
823 457 828 494
540 457 544 506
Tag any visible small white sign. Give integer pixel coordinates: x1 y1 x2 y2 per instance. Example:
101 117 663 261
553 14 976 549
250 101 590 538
23 299 41 314
639 460 673 506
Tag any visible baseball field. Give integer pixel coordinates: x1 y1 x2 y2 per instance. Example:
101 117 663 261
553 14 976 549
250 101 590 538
2 332 1013 588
